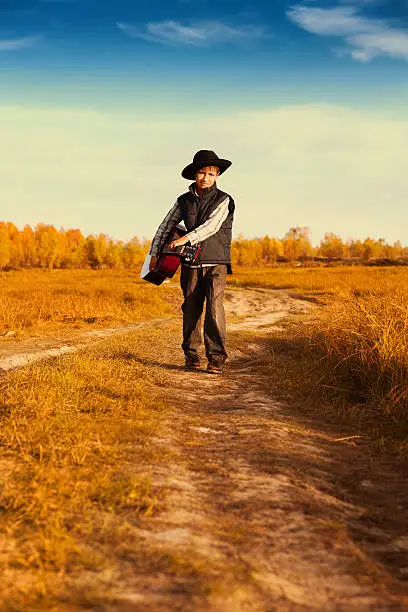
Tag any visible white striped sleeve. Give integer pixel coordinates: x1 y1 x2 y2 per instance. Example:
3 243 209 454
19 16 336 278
149 202 182 256
186 197 230 246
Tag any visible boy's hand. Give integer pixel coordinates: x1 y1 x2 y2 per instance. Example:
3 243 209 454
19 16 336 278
149 255 158 272
168 236 190 250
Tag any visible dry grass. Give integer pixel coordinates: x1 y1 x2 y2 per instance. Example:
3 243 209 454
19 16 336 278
0 265 407 607
0 329 172 609
0 269 176 336
233 266 408 449
230 264 408 300
309 287 408 439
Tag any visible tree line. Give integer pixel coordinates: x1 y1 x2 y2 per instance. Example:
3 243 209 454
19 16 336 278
0 222 407 270
232 227 408 266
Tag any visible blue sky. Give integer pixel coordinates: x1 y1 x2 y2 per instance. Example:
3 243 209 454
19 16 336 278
2 0 408 109
1 0 407 244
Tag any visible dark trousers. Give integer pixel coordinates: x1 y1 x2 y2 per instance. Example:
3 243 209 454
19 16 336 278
180 264 228 363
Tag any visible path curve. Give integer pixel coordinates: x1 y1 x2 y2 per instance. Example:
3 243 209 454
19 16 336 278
0 287 311 372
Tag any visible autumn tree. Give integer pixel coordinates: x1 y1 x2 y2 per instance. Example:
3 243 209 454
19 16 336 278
61 229 85 268
6 222 22 267
0 225 11 269
231 234 264 266
83 234 111 269
260 235 284 263
104 239 122 268
121 237 147 268
346 239 363 259
394 241 403 258
20 225 38 267
318 233 345 259
362 238 381 261
35 224 60 268
282 226 313 260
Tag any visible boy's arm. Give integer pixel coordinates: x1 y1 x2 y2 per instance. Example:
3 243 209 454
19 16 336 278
149 201 183 257
185 196 230 246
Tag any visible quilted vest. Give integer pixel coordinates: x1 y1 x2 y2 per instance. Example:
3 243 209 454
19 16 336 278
177 183 235 266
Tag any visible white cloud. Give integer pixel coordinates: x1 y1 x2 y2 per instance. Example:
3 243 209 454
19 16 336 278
116 20 265 46
287 5 373 36
0 35 41 51
348 30 408 61
287 4 408 61
0 104 407 244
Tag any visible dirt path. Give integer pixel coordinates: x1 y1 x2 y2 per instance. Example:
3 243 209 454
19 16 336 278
0 288 310 372
98 290 406 611
0 319 166 372
1 287 408 610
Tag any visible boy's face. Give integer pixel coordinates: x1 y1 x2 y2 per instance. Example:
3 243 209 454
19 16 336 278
195 166 220 190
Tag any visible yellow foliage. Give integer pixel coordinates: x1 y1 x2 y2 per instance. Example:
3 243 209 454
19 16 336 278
1 220 407 269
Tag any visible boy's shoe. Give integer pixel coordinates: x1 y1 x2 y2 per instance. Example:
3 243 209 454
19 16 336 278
185 356 201 371
207 360 223 375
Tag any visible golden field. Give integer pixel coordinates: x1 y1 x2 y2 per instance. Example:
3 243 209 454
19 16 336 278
1 265 407 432
1 264 407 443
0 270 182 607
0 266 408 607
0 269 176 336
1 265 407 430
229 263 408 299
231 265 408 448
0 329 174 608
3 265 405 336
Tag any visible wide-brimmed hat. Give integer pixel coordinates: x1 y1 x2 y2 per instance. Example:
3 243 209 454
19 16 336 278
181 150 232 180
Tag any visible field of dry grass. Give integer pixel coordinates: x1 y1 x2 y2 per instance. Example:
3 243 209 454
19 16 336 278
232 265 408 450
1 267 408 608
230 264 408 299
0 269 176 338
2 266 407 438
2 265 407 442
0 270 179 606
0 327 175 609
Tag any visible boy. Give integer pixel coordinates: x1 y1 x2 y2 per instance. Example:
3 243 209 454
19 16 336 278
149 149 235 374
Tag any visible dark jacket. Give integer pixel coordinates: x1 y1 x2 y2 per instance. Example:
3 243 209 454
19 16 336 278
178 183 235 269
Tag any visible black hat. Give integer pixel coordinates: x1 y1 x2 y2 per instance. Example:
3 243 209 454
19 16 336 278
181 150 232 180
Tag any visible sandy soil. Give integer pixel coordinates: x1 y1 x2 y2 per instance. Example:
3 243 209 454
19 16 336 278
225 287 313 332
1 286 408 610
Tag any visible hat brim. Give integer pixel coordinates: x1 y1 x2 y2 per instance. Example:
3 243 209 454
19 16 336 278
181 159 232 180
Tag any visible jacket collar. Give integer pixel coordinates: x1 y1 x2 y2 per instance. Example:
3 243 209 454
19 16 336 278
189 182 218 202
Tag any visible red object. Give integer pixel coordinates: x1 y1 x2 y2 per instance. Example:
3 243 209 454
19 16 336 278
156 252 181 278
141 224 201 286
